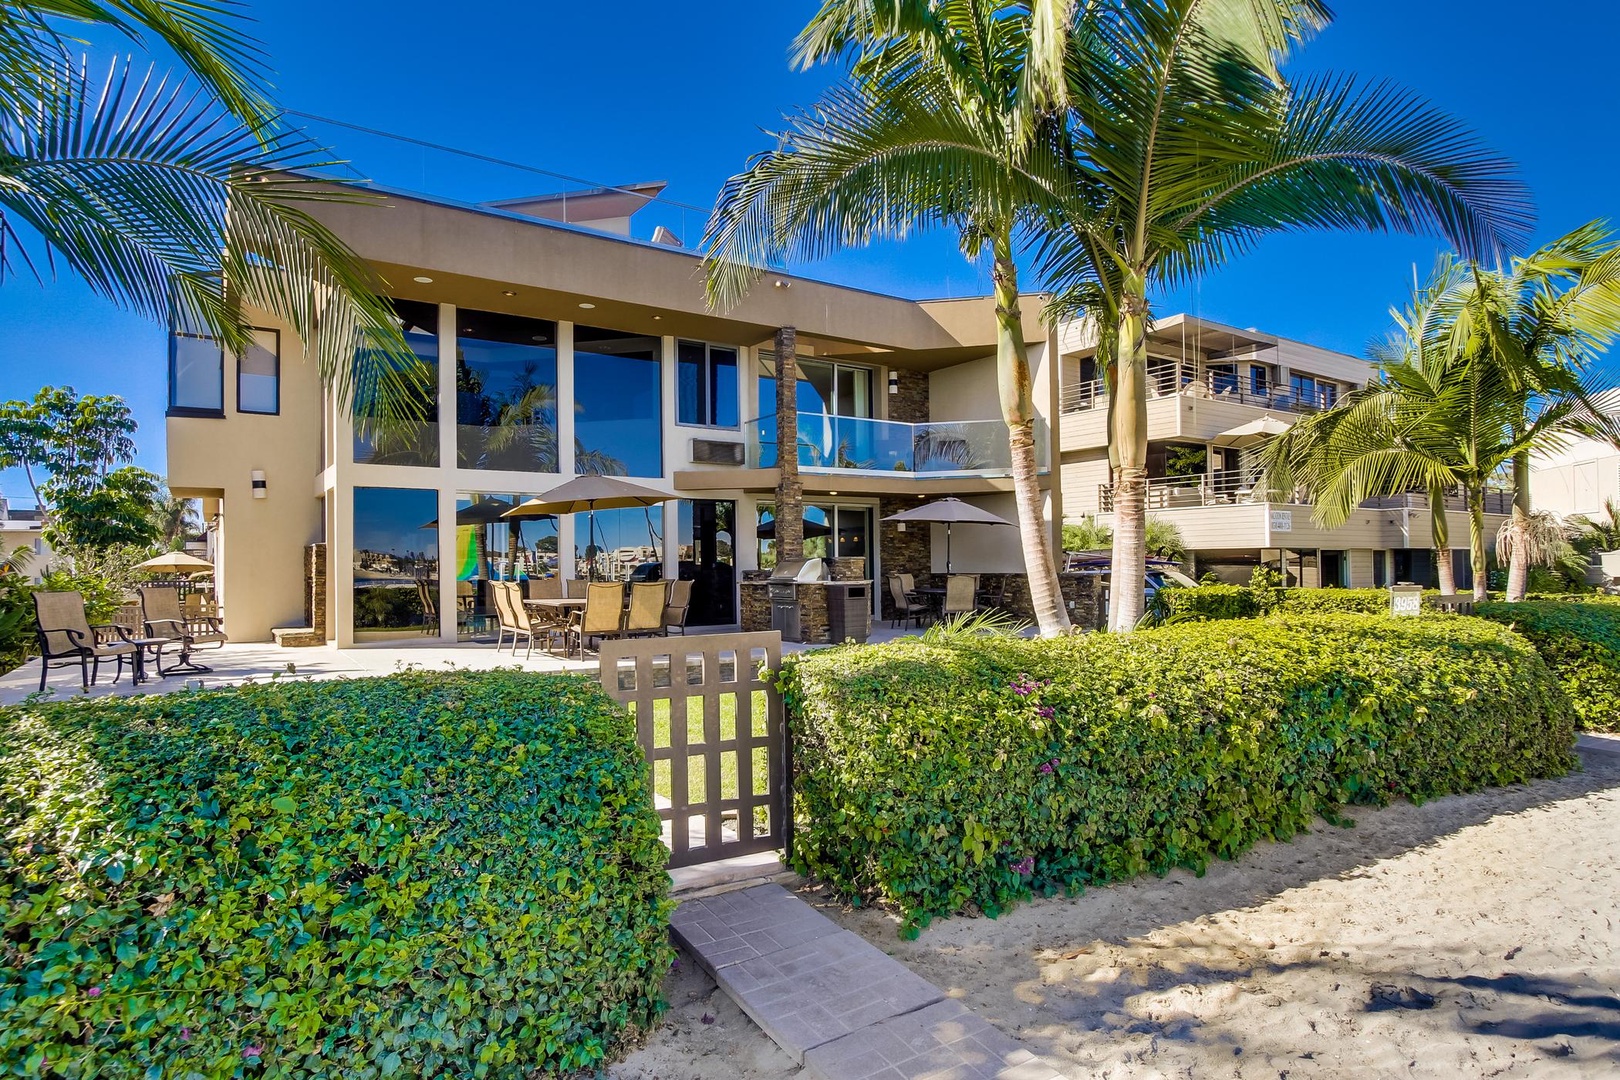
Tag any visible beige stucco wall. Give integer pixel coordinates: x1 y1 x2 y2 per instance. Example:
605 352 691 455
166 314 325 642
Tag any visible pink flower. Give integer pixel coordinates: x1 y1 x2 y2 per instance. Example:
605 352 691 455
1035 705 1055 720
243 1045 264 1060
180 1028 192 1042
85 986 102 998
1038 760 1055 775
1012 856 1035 876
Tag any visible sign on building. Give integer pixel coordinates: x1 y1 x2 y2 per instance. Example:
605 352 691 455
1269 509 1293 533
1390 584 1423 616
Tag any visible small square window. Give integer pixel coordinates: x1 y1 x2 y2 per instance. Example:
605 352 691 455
678 341 739 427
238 329 279 414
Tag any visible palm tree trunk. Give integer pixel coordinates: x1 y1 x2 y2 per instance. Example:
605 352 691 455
992 234 1069 636
774 326 804 564
1506 451 1532 602
1468 485 1490 601
1109 280 1150 632
1430 486 1455 594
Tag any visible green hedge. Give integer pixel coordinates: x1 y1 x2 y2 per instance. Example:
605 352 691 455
0 671 672 1077
1477 601 1620 732
781 616 1575 933
1158 583 1260 620
1161 585 1439 621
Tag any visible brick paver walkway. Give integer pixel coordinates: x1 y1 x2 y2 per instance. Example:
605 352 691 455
671 884 1067 1080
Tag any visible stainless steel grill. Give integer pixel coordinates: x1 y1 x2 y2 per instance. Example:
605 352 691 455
767 558 826 641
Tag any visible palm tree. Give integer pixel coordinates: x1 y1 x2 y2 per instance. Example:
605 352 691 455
1037 1 1532 630
703 0 1078 634
1 1 424 422
1439 223 1620 601
1266 254 1620 600
1496 509 1581 592
151 491 201 552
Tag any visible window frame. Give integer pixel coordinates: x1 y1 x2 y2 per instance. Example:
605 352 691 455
168 330 226 418
676 340 741 430
236 327 281 416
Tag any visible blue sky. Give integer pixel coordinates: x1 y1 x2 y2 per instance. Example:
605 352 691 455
3 1 1616 504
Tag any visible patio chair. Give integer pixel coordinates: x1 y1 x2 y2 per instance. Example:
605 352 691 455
525 576 562 601
416 579 438 634
503 582 544 659
975 575 1009 614
941 575 977 620
888 575 928 629
490 580 517 651
33 591 138 691
565 577 590 599
566 582 626 659
140 586 226 675
663 579 693 635
624 581 666 638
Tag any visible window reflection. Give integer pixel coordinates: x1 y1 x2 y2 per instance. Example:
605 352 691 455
456 310 559 471
677 340 739 427
354 300 439 466
575 326 662 476
353 486 438 638
450 491 559 640
238 329 279 415
578 505 664 582
677 500 736 624
755 502 869 569
169 332 224 414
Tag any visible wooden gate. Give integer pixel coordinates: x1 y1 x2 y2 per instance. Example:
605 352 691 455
599 631 789 867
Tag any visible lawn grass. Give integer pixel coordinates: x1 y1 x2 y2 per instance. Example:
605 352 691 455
627 691 772 833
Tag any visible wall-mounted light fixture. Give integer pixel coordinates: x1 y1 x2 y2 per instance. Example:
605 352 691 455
251 470 267 499
888 370 900 395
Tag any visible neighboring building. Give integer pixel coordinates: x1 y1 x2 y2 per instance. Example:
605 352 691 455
1055 315 1511 589
165 181 1063 644
0 497 49 582
1529 437 1620 520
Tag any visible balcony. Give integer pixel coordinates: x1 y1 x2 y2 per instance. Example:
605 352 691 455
1060 363 1334 416
1098 473 1514 515
746 414 1047 478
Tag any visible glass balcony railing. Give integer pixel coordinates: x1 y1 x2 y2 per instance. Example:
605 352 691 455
746 414 1047 477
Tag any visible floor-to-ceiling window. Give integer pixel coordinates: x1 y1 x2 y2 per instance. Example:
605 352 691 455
757 357 875 468
677 500 736 625
354 300 439 467
574 326 663 477
352 486 438 639
450 491 560 639
755 502 871 570
456 310 559 471
578 505 665 582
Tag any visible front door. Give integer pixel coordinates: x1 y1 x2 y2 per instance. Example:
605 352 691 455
678 500 737 626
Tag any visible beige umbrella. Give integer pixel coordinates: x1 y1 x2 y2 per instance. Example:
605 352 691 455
134 551 215 574
504 475 673 580
1209 414 1292 450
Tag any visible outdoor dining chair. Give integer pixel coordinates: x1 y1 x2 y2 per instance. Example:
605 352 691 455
140 586 226 675
565 577 591 599
490 578 517 650
623 581 667 637
941 575 977 621
502 581 544 659
32 590 139 691
663 579 693 635
566 582 626 658
888 575 928 629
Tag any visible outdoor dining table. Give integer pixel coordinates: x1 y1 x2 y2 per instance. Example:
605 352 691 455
523 597 587 612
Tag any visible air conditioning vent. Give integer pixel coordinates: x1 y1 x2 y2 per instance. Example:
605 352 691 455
690 438 744 466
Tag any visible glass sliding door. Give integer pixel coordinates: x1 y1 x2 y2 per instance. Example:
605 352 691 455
678 500 736 625
757 357 877 468
451 491 560 640
353 486 439 639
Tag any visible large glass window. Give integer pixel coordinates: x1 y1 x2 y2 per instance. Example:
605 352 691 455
677 341 739 427
237 329 279 414
677 500 736 625
1290 372 1337 410
578 505 664 582
456 310 559 471
755 502 870 570
757 357 874 421
354 300 439 466
169 331 224 415
352 486 439 639
757 357 877 468
574 326 662 477
449 491 559 640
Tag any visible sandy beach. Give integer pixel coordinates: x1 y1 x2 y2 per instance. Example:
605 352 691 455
615 738 1619 1079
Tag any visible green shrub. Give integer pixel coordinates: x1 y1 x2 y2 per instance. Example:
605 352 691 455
1158 583 1260 621
0 671 672 1077
781 616 1575 933
1273 588 1392 616
1476 601 1620 732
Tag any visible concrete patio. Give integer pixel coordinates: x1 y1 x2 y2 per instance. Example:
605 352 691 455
0 623 936 706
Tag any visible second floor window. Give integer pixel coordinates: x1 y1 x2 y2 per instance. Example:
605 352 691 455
677 341 739 427
1290 373 1337 409
170 330 223 415
1250 364 1271 396
238 329 280 414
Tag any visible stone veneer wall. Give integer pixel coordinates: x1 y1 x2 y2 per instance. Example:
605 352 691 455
275 543 328 647
739 557 869 644
887 369 930 424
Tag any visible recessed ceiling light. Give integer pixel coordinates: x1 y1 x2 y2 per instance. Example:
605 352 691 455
531 335 548 343
653 315 662 321
501 290 517 297
578 302 596 310
413 276 433 283
828 491 839 496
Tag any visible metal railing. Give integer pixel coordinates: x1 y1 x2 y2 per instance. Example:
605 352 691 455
1059 366 1334 415
746 414 1048 477
1098 474 1515 515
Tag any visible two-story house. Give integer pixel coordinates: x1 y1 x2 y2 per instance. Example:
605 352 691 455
1056 314 1511 589
165 180 1062 644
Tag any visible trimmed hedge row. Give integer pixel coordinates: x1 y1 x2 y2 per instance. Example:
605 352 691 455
0 671 673 1077
781 616 1576 933
1477 601 1620 732
1161 585 1414 621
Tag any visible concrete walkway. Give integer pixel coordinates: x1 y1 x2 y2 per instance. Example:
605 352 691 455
672 884 1067 1080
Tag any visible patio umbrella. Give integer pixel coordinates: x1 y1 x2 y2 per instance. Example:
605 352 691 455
883 497 1014 574
1210 414 1292 450
418 495 526 530
134 551 214 575
504 475 673 580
